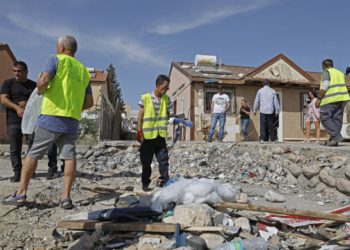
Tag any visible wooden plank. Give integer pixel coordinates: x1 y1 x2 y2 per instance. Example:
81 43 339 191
57 220 178 233
215 203 350 222
57 220 99 230
98 222 178 233
57 220 240 234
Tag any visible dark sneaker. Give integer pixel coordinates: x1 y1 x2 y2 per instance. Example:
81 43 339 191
326 140 339 147
10 173 21 183
142 185 151 191
47 172 59 180
156 180 167 188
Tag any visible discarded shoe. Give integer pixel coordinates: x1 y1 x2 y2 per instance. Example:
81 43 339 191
60 198 74 210
2 192 27 205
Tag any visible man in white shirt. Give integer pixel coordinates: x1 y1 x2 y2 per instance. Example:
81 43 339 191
207 85 230 142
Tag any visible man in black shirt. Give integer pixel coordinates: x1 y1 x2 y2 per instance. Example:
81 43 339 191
0 61 36 182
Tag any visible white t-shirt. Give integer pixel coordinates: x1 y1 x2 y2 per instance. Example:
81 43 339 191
212 93 230 113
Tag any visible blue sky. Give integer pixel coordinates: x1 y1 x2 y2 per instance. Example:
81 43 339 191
1 0 349 106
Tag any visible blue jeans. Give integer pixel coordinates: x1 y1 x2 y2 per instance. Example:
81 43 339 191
240 119 250 138
208 113 226 141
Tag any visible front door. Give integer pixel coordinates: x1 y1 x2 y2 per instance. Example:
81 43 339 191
276 89 283 142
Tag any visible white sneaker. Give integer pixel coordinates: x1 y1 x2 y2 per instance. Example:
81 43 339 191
260 140 264 144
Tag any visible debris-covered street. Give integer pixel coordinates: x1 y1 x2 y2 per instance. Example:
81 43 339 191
1 142 350 250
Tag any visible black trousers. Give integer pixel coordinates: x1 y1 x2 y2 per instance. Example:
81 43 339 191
260 113 277 141
8 125 30 174
140 136 169 186
47 143 58 172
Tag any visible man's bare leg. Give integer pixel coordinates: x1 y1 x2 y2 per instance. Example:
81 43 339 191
61 159 76 200
17 156 38 196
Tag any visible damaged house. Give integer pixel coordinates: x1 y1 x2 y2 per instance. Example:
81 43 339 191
168 54 350 142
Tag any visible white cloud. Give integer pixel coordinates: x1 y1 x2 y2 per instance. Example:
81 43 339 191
149 0 274 35
0 9 168 67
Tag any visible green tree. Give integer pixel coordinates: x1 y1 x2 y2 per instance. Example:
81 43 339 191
107 64 125 111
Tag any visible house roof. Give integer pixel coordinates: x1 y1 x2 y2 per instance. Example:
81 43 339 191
88 68 107 84
0 43 17 62
171 54 350 88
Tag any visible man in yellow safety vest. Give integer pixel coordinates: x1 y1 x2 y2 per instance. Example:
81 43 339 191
3 35 93 209
316 59 350 146
137 74 172 191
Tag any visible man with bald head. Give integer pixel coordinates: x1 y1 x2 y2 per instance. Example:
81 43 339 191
3 35 94 209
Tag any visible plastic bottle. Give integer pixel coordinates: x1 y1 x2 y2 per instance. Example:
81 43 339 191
212 237 267 250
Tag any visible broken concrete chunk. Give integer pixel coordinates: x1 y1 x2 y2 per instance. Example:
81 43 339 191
233 217 251 232
235 193 249 204
303 165 321 179
199 233 225 249
84 150 94 159
319 169 336 188
298 174 310 188
138 234 174 250
316 182 327 193
264 190 286 203
336 178 350 195
173 203 214 227
288 153 300 163
308 175 320 188
185 234 207 250
212 213 234 226
288 164 303 177
344 164 350 180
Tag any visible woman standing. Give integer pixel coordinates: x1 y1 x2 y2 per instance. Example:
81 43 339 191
304 90 320 143
236 99 251 141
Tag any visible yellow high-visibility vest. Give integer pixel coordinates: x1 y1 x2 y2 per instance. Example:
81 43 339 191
41 54 90 120
142 93 168 139
320 68 350 106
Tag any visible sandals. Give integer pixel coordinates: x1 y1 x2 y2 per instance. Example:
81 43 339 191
2 192 27 205
60 198 74 210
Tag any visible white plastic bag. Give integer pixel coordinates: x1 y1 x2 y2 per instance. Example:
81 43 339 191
151 177 241 211
21 88 43 134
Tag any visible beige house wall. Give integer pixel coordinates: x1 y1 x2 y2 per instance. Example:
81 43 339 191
281 87 328 140
91 83 102 107
168 67 192 141
192 85 261 142
171 82 327 142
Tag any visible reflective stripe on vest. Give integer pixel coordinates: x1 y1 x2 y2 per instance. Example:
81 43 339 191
142 93 168 139
320 68 350 106
41 54 90 120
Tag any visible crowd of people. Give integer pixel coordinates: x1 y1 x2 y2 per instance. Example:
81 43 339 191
0 33 349 209
207 59 349 146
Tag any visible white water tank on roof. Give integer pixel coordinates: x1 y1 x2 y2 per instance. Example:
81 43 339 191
195 55 218 67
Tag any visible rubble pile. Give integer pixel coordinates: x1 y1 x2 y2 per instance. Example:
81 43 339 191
1 142 350 249
75 142 350 203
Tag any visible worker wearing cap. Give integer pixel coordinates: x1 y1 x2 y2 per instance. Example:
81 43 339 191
137 74 172 191
316 59 350 146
